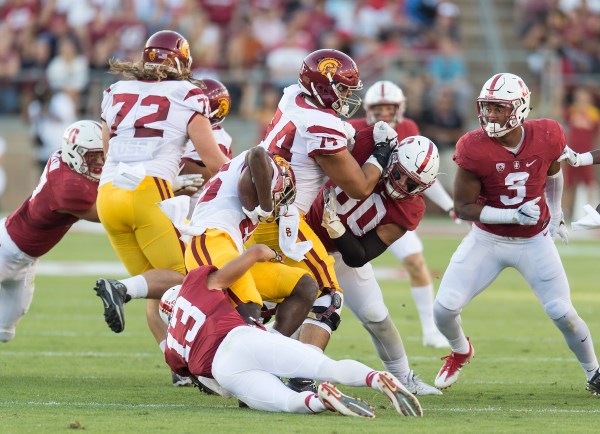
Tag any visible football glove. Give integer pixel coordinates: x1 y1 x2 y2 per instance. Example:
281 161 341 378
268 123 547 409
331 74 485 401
513 197 541 225
549 211 569 244
321 187 346 239
173 174 204 193
557 146 593 167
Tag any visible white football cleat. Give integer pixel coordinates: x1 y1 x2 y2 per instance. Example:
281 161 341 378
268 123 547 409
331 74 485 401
317 382 375 418
402 370 442 396
434 338 475 389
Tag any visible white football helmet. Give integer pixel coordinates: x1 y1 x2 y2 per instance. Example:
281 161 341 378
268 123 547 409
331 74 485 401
477 73 531 138
159 285 181 325
61 120 104 181
364 80 406 126
383 135 439 199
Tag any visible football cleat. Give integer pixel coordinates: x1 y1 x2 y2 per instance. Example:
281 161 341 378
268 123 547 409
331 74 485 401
375 372 423 416
317 382 375 418
286 377 318 394
403 370 442 396
434 338 474 389
586 369 600 396
94 278 131 333
172 371 193 387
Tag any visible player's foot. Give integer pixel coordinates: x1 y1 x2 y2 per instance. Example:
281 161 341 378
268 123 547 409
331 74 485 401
434 338 474 389
94 278 130 333
317 382 375 418
286 377 317 393
586 369 600 395
375 372 423 416
422 328 450 348
402 370 442 396
172 371 193 387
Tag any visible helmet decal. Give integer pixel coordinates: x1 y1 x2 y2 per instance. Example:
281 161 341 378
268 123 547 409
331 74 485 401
216 97 229 118
317 57 342 77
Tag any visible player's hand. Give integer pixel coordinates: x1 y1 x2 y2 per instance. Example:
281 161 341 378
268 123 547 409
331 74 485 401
322 187 346 239
249 244 282 263
342 121 356 150
513 197 541 225
373 120 398 144
449 208 463 224
242 206 273 224
557 146 589 167
549 211 569 244
173 174 204 194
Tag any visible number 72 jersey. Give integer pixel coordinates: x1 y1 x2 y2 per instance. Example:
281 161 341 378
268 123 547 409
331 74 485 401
454 118 566 238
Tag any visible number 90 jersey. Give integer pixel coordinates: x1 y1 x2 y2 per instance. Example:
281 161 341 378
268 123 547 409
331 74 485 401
100 80 211 185
454 118 565 238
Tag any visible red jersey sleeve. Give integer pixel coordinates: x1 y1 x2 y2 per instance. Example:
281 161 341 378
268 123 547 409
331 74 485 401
49 162 98 213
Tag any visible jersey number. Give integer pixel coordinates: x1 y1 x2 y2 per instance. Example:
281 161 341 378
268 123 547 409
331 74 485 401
335 188 386 235
111 93 170 138
167 296 206 362
500 172 529 206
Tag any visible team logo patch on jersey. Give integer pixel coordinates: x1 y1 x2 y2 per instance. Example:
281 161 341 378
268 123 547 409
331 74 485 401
513 161 520 169
317 58 342 77
496 163 505 173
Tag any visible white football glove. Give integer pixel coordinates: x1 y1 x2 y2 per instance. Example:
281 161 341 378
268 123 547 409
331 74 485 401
572 204 600 231
513 197 541 225
373 120 398 145
549 211 569 244
321 187 346 239
342 121 356 151
242 206 273 225
173 174 204 193
557 146 593 167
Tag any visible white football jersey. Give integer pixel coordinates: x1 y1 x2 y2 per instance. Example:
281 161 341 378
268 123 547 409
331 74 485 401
259 84 348 214
182 125 233 164
100 80 211 186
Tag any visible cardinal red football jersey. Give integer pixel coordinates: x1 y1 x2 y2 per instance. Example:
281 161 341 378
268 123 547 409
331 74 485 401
5 151 98 257
348 117 420 138
164 266 249 378
454 118 565 238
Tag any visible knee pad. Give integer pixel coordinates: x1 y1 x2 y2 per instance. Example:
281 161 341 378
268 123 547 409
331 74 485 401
306 289 343 332
356 300 388 324
543 298 573 321
433 300 460 328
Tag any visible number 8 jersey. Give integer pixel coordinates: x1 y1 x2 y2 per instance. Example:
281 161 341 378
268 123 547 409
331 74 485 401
100 80 211 186
454 118 566 238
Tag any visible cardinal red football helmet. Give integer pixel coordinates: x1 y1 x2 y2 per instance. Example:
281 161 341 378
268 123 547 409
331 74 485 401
193 78 231 126
143 30 192 74
298 49 363 118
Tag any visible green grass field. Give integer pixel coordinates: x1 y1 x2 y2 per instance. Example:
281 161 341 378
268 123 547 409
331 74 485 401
2 220 600 433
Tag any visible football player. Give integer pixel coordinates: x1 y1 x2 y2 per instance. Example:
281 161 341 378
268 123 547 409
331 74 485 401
93 30 228 346
349 80 457 348
164 146 318 337
305 132 442 396
246 50 395 380
0 121 104 342
161 244 423 417
432 73 600 395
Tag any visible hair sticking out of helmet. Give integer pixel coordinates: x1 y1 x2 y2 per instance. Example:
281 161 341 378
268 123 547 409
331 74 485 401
191 78 231 126
384 136 439 199
61 120 105 181
159 285 181 325
363 80 406 126
143 30 192 75
476 73 531 138
271 154 296 215
298 49 363 118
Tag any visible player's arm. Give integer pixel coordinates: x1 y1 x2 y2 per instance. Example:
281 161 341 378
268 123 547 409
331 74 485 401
558 145 600 166
315 150 381 199
187 115 228 176
101 121 110 156
245 147 275 213
57 203 100 223
206 244 279 290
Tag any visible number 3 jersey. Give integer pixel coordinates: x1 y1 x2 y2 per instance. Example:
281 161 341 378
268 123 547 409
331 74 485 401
100 80 211 186
454 118 565 238
164 266 249 378
306 126 426 253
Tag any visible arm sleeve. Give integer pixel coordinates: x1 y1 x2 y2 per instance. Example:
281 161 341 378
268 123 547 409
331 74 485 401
423 179 454 212
331 229 389 268
545 169 564 219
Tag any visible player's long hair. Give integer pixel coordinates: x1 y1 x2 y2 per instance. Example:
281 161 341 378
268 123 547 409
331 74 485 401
108 59 192 81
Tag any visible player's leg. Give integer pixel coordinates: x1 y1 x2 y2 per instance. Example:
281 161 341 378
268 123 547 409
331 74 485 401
388 231 447 348
0 253 37 342
519 232 600 390
434 226 503 388
336 255 440 395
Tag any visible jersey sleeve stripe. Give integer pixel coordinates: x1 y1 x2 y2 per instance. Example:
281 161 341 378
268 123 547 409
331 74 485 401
308 147 346 157
184 88 205 101
306 126 346 138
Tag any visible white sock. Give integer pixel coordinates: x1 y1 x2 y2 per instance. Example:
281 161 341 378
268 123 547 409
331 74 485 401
120 275 148 299
410 284 436 333
382 356 410 382
306 393 326 413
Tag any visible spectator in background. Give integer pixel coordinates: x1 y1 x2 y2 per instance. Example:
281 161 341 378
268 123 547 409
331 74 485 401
0 24 22 114
0 137 7 211
266 31 310 93
562 86 600 220
434 1 460 43
46 35 89 112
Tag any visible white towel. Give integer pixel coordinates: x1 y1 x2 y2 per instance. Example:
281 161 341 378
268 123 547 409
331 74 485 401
572 204 600 231
113 162 146 190
278 205 313 262
158 196 204 243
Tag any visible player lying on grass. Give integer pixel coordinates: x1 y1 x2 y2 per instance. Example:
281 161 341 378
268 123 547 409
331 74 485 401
160 244 423 417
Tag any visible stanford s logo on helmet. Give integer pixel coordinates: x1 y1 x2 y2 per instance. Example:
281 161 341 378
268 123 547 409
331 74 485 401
384 136 440 199
61 120 105 181
143 30 192 75
159 285 181 325
298 49 363 118
363 80 406 126
477 73 531 138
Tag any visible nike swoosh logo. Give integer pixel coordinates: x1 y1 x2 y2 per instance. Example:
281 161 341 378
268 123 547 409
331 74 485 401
543 230 548 236
526 160 537 167
582 335 589 343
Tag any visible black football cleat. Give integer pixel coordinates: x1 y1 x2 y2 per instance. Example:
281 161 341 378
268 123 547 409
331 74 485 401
94 278 130 333
286 377 317 393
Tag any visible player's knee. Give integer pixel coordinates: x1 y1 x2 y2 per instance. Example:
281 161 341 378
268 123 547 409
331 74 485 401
291 275 319 303
306 289 343 332
433 299 459 328
356 300 388 324
403 253 427 278
543 298 573 321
